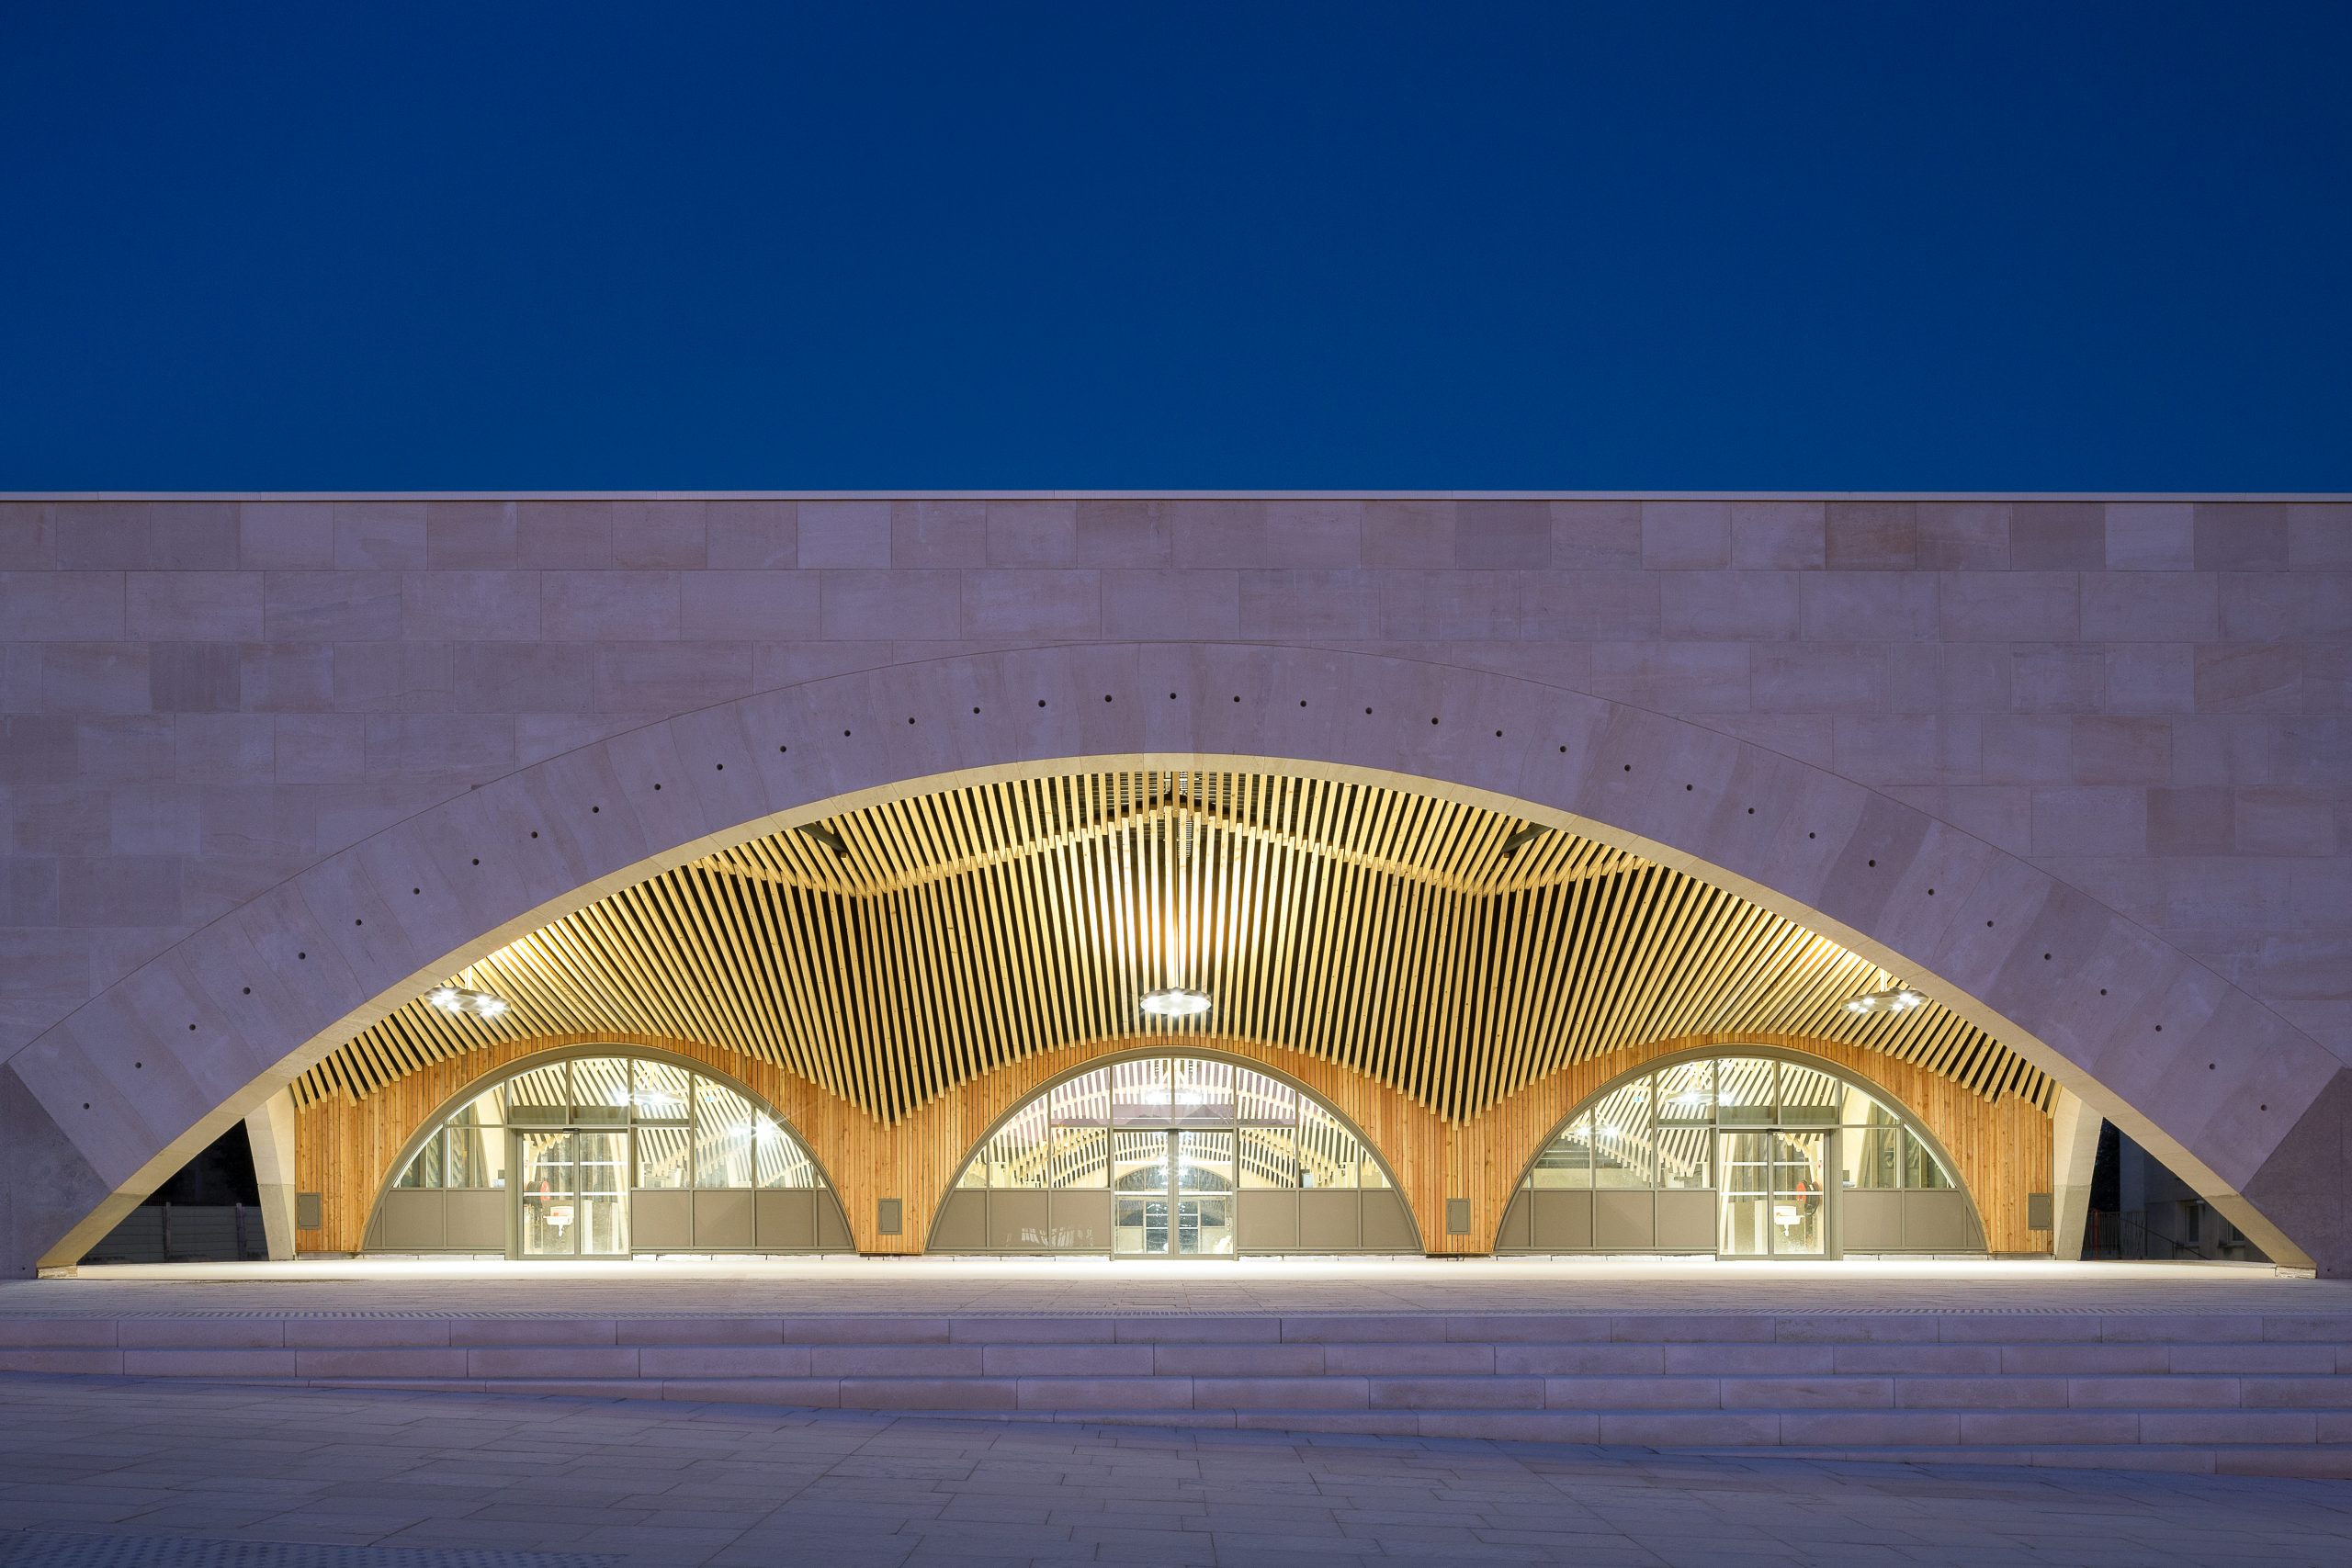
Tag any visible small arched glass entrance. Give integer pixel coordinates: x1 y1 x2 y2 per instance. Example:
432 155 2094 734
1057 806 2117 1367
1498 1048 1985 1258
933 1052 1419 1256
366 1047 851 1258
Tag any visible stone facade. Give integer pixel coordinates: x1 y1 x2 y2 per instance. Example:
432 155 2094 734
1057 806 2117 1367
2 495 2346 1274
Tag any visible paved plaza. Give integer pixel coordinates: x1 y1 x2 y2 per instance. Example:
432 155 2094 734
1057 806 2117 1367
11 1255 2343 1320
1 1373 2349 1567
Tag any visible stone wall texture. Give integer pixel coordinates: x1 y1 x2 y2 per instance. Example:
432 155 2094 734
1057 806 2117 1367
2 495 2347 1271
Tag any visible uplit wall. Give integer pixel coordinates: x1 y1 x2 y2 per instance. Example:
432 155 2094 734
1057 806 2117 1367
1 495 2341 1274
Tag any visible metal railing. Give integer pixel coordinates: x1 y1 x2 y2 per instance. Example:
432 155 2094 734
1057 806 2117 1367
2083 1209 2200 1260
81 1202 266 1264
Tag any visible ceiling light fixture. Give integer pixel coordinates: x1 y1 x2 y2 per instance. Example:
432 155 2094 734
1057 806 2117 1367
1844 982 1925 1017
1140 986 1211 1020
425 984 510 1020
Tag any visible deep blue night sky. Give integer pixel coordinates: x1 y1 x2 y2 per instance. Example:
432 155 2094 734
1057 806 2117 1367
2 4 2346 490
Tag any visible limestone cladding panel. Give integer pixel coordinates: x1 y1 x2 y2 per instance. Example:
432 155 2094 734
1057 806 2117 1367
0 496 2346 1273
300 1031 2050 1258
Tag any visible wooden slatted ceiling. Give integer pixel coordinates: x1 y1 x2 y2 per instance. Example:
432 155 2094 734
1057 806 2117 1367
295 772 2054 1119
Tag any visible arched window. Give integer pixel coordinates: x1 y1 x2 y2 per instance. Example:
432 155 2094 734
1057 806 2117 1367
1498 1049 1984 1258
368 1049 849 1258
932 1053 1419 1256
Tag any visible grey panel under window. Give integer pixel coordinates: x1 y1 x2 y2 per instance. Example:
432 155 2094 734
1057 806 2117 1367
816 1192 853 1250
1654 1189 1714 1251
931 1189 988 1250
631 1189 694 1252
1842 1189 1903 1251
379 1190 444 1250
755 1189 817 1249
1593 1190 1653 1249
1237 1190 1299 1251
1529 1190 1593 1250
1496 1190 1532 1251
1298 1190 1359 1250
1903 1189 1982 1250
444 1189 506 1251
1048 1189 1112 1250
988 1189 1052 1250
1358 1190 1417 1252
694 1189 755 1249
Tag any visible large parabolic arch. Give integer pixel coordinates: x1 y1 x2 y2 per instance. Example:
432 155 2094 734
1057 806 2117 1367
2 496 2346 1276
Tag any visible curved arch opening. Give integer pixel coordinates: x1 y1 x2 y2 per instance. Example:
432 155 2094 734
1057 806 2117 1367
929 1045 1421 1256
35 641 2337 1275
361 1043 852 1258
1498 1043 1988 1258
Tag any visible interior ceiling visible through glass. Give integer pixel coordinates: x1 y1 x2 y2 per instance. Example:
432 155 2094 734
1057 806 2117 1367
302 770 2049 1122
390 1053 827 1195
955 1055 1386 1194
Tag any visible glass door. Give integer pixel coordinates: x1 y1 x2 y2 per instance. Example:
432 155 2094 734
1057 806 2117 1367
1173 1130 1234 1256
514 1130 632 1258
517 1130 578 1257
1114 1130 1171 1256
1114 1130 1237 1257
1718 1130 1832 1258
572 1131 629 1255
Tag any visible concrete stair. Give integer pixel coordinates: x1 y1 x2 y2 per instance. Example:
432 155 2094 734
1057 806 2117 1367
6 1309 2350 1478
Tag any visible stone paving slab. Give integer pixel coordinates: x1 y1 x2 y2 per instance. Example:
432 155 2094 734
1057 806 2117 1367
7 1257 2346 1319
3 1378 2352 1567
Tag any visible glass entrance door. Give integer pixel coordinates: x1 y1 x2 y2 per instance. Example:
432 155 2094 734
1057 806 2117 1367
1114 1130 1237 1257
1718 1130 1831 1258
515 1130 630 1257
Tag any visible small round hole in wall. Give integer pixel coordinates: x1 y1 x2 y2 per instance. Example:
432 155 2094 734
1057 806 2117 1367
471 859 479 866
529 832 537 840
187 1023 196 1031
412 888 420 895
354 919 363 926
653 784 662 791
2100 988 2108 995
1868 859 1876 867
1685 784 1692 791
1747 807 1755 815
243 987 250 995
1037 700 1046 707
297 952 306 960
715 763 724 770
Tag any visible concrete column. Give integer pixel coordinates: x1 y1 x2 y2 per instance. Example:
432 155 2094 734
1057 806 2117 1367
0 1065 114 1278
244 1089 299 1262
2050 1089 2103 1262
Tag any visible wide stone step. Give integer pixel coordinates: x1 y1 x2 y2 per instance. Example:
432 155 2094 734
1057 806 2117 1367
6 1311 2351 1477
